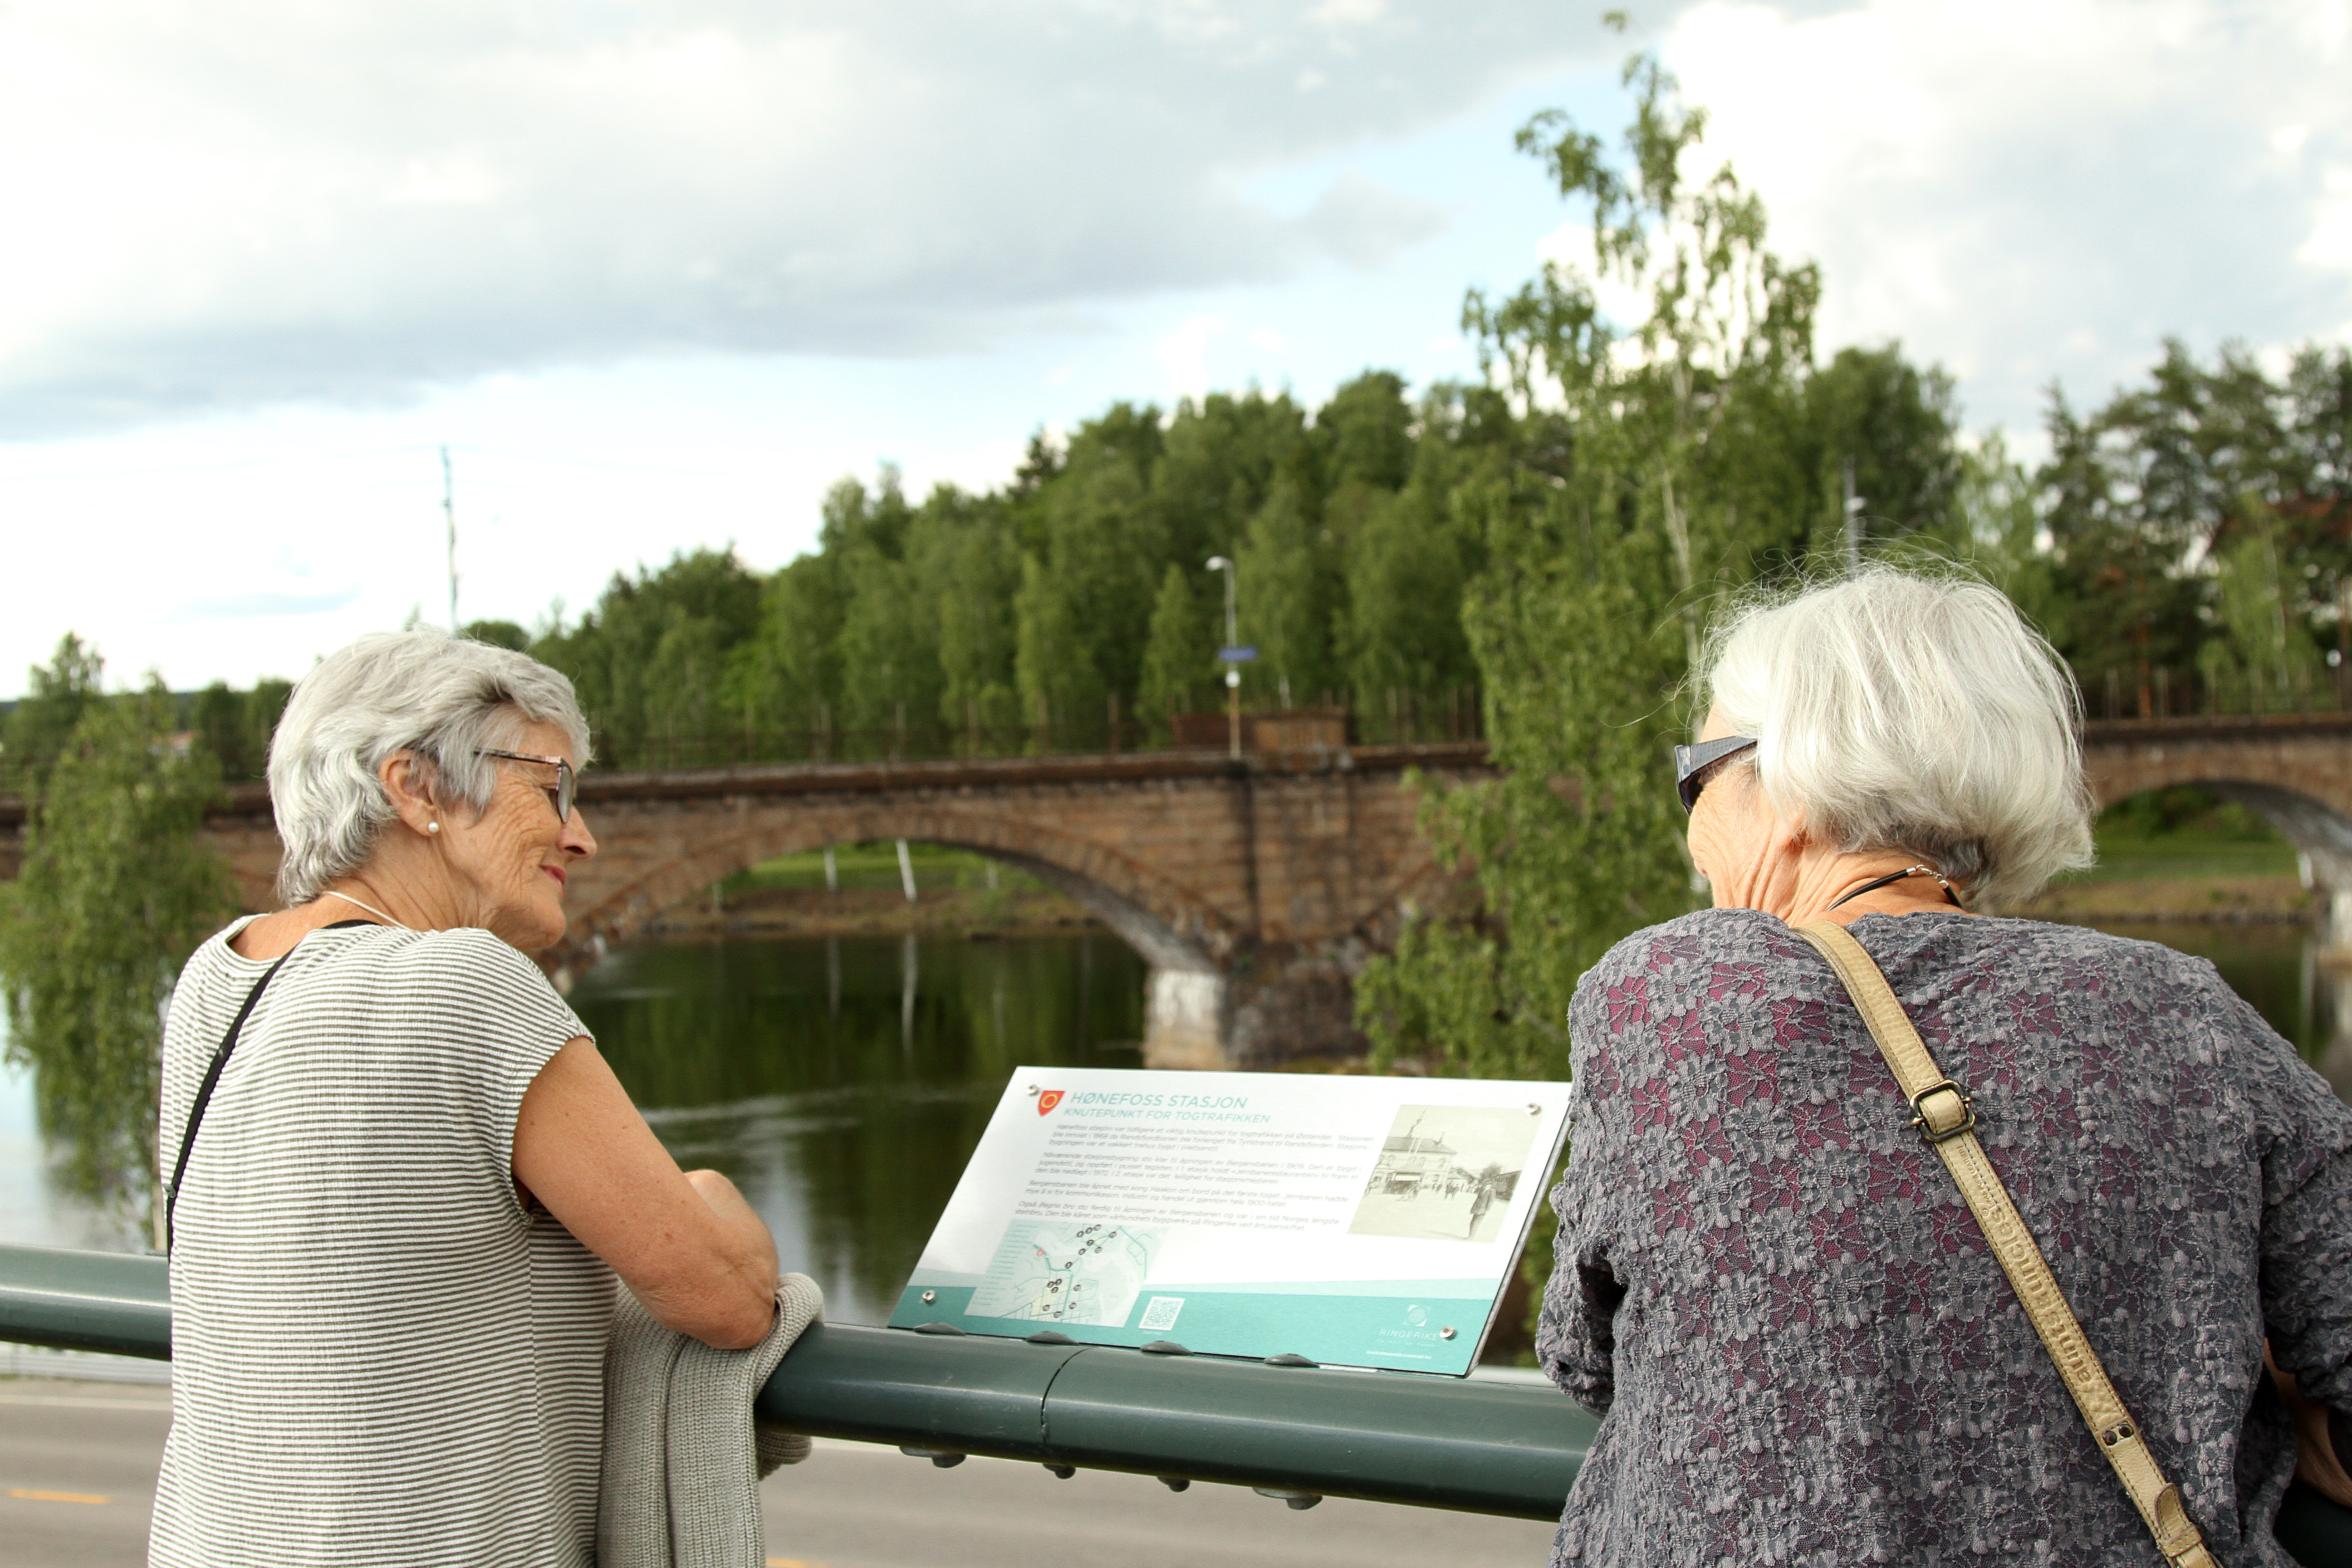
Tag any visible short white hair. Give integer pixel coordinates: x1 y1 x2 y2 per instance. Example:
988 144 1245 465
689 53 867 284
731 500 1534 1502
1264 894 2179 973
268 628 592 906
1695 565 2093 908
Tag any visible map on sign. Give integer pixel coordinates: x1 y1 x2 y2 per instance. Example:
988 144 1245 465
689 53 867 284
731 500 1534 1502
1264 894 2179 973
966 1220 1162 1327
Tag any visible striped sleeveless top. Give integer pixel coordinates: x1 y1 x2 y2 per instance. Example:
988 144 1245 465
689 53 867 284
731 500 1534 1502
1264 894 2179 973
151 917 616 1567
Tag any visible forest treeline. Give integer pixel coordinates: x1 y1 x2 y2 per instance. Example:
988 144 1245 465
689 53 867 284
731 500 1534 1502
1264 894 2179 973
110 319 2321 783
4 321 2347 792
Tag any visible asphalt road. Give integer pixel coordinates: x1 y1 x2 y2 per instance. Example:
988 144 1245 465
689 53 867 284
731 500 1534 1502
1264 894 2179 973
0 1377 1560 1568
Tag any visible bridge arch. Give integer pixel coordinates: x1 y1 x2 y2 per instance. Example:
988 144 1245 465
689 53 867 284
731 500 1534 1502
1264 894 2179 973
2080 729 2352 938
557 793 1273 1069
569 805 1237 976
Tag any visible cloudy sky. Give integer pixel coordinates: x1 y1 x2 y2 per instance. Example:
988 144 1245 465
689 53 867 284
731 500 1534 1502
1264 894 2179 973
3 0 2348 698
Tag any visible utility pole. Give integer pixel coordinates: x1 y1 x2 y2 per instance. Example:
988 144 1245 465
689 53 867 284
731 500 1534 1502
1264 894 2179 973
1205 556 1248 759
1842 459 1864 573
441 445 460 632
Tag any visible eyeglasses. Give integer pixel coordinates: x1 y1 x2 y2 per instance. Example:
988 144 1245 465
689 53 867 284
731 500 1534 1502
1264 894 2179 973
476 749 577 825
1671 735 1756 813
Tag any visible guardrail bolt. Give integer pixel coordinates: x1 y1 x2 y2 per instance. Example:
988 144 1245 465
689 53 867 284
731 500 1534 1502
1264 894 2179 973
1157 1477 1191 1492
899 1447 965 1468
919 1289 936 1304
1043 1464 1076 1479
1252 1488 1323 1510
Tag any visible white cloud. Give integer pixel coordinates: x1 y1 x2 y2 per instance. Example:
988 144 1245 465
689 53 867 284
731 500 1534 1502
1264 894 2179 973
1154 313 1226 402
0 0 1617 435
2303 168 2352 275
1664 0 2352 430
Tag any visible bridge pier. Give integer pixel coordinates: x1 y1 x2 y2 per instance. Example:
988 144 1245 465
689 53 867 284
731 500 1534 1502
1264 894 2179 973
1143 970 1227 1070
2193 783 2352 1099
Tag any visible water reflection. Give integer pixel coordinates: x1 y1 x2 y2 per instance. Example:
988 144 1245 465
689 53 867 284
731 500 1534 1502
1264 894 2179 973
573 933 1144 1324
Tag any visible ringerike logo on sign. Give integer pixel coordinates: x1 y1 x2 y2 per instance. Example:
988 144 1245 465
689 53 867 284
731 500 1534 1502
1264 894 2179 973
1037 1090 1065 1116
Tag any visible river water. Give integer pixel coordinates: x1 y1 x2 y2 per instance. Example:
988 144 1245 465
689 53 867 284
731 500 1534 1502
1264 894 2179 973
1 924 2345 1329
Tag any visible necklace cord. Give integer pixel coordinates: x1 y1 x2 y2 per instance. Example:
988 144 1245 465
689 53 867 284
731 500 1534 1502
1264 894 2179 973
318 890 414 930
1826 864 1960 911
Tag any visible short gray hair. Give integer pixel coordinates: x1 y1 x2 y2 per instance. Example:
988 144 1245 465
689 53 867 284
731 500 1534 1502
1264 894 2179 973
268 628 592 905
1695 565 2093 908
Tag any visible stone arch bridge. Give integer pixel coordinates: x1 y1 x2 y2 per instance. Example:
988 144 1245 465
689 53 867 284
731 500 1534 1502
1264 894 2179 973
122 745 1487 1070
3 717 2349 1068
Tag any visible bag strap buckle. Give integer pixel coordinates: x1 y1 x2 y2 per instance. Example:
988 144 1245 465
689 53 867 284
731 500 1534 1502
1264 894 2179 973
1909 1078 1976 1143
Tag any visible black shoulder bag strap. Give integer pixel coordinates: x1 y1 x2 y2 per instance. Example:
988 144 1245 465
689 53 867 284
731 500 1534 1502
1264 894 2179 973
166 920 377 1253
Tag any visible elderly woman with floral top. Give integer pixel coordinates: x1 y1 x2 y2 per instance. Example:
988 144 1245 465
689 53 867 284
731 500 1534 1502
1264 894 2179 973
1539 568 2352 1565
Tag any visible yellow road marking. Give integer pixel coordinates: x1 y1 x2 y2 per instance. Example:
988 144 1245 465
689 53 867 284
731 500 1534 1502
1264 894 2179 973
11 1488 110 1505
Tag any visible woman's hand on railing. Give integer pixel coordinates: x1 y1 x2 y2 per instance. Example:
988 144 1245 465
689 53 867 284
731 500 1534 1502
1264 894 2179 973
2268 1343 2352 1507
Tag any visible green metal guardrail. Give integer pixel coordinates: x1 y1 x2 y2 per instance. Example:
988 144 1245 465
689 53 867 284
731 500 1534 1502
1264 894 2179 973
9 1240 2349 1562
0 1243 1592 1518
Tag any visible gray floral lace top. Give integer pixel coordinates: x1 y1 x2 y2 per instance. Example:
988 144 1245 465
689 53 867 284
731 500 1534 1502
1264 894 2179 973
1538 909 2352 1567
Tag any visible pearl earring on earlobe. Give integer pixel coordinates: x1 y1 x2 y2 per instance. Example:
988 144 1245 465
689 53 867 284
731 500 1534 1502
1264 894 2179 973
427 821 441 835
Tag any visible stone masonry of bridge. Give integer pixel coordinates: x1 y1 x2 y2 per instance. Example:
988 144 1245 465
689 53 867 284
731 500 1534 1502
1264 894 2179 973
4 717 2351 1069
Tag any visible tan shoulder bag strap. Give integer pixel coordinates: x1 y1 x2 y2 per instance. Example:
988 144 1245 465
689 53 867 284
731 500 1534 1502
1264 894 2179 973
1793 919 2218 1568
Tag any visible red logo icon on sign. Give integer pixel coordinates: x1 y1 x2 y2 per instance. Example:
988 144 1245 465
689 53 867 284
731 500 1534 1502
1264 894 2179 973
1037 1090 1065 1116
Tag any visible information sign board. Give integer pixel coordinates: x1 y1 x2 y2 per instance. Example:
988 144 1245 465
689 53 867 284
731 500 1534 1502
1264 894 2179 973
890 1067 1572 1375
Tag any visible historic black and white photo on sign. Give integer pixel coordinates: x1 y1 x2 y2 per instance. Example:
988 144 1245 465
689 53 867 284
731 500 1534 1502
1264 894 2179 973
1348 1103 1541 1243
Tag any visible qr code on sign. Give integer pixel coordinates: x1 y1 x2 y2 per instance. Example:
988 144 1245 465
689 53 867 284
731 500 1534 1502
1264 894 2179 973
1139 1297 1185 1332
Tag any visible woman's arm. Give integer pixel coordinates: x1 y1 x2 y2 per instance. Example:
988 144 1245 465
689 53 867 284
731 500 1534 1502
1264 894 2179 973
513 1038 780 1349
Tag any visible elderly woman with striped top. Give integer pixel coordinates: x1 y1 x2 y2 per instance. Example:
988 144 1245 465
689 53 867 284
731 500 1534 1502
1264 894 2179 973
151 629 779 1568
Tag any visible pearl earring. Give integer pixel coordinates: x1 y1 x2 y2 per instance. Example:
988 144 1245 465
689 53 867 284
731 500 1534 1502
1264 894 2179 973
427 821 441 835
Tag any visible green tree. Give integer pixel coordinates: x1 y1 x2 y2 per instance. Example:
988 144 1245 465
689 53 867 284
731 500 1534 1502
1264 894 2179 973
1315 371 1418 493
1338 478 1477 712
741 552 848 751
1014 408 1169 742
1138 564 1212 738
534 548 764 767
459 618 531 652
2200 499 2328 712
0 676 235 1233
1154 391 1306 574
3 633 105 795
1361 43 1836 1080
929 494 1024 750
1235 469 1341 708
185 676 292 784
1013 552 1091 747
191 681 251 781
1807 344 1965 551
2024 339 2352 711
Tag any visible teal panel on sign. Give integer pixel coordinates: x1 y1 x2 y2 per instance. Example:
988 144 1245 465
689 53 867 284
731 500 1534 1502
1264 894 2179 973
889 1283 1497 1376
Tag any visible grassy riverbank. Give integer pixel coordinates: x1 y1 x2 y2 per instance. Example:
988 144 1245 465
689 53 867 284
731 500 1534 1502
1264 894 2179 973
645 842 1100 940
2016 787 2314 925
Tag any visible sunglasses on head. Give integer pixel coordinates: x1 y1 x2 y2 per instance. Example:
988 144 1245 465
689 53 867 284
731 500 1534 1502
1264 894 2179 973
476 749 577 825
1671 735 1757 813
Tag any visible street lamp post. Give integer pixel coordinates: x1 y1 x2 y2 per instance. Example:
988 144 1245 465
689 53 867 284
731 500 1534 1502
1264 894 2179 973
1205 556 1245 759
